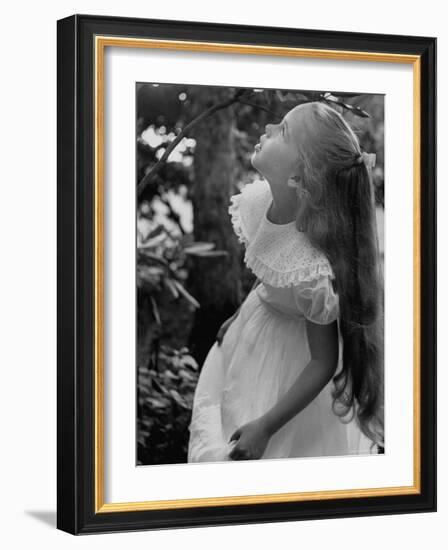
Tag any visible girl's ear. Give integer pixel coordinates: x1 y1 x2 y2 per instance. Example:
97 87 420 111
286 175 300 190
291 156 307 184
287 159 302 188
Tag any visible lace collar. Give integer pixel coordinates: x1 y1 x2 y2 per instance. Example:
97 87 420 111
228 179 335 288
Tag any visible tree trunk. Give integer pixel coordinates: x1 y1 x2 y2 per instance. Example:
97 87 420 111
187 88 244 367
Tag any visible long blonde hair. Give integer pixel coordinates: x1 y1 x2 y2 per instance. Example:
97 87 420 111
293 102 384 446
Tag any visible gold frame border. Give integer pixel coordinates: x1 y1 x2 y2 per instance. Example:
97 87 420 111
94 36 422 513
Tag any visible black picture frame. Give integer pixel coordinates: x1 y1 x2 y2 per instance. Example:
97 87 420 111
57 14 436 535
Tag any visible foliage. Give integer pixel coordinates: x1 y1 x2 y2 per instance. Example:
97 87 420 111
136 216 227 464
137 345 199 465
137 220 228 320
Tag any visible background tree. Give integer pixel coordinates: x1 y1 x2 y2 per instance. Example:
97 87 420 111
186 87 245 365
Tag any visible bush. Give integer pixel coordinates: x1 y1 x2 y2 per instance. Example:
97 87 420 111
137 345 199 465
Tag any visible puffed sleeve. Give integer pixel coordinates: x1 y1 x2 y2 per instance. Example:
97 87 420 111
292 274 340 325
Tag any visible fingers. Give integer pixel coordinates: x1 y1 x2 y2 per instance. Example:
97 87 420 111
216 315 237 346
229 428 241 442
216 323 228 346
216 328 224 346
229 444 252 461
228 429 252 460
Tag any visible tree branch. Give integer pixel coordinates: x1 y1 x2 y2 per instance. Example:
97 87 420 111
137 89 247 199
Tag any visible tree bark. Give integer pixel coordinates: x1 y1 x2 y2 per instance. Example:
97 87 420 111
187 88 244 367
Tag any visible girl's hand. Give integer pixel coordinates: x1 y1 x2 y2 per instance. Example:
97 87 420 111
216 314 237 346
228 419 272 460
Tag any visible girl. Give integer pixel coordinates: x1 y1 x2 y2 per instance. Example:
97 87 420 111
187 101 384 462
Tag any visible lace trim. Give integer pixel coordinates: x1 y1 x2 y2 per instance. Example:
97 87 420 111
244 252 335 287
228 193 249 247
228 180 335 288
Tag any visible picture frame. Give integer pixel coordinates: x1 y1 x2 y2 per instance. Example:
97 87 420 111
57 14 436 535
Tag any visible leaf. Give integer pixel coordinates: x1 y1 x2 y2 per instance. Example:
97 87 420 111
164 277 180 299
190 250 228 257
180 355 199 371
171 280 201 309
139 251 170 267
350 106 370 118
138 232 167 249
148 396 169 409
178 369 196 382
322 93 371 118
138 434 148 445
184 242 215 254
150 296 161 325
140 266 165 278
169 389 189 409
151 377 168 394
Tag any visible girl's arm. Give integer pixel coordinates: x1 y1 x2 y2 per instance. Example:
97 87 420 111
260 319 339 436
229 319 339 459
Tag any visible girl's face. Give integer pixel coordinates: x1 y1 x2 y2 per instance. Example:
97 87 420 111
251 105 305 184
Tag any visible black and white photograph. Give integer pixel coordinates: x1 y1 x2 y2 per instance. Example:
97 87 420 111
136 83 385 466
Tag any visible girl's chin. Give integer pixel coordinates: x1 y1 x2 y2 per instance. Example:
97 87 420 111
250 150 260 166
250 156 265 177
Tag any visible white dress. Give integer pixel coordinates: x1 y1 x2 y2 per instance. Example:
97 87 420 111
187 178 376 463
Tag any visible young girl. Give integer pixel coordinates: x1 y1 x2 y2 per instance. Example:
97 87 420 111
187 101 384 462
